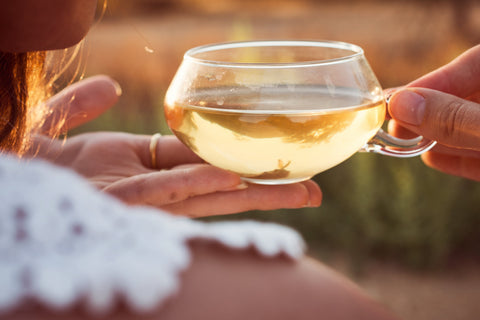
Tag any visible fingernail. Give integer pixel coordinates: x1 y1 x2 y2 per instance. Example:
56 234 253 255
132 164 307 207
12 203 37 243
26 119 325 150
112 80 122 96
302 200 311 208
221 181 249 192
235 181 249 190
389 89 425 126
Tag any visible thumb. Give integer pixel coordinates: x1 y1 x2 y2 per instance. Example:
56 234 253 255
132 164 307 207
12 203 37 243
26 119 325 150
388 88 480 150
41 75 122 135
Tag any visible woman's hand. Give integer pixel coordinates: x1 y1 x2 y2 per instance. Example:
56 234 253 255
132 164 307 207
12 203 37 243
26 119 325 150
29 76 322 217
387 45 480 181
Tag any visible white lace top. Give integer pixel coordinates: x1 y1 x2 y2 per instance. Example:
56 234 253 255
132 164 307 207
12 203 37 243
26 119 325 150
0 155 305 316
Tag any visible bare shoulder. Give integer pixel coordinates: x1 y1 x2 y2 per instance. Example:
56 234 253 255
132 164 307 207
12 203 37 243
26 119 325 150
156 240 400 320
2 240 400 320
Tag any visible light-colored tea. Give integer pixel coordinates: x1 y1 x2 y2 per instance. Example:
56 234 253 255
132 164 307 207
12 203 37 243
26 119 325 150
165 86 385 184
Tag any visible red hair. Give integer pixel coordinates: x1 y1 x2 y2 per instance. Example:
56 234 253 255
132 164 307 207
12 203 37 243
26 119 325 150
0 51 49 154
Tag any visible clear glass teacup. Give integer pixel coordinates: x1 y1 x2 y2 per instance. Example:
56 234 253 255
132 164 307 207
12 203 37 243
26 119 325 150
164 40 435 185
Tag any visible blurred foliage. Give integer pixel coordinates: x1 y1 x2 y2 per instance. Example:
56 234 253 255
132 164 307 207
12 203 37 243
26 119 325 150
236 155 480 272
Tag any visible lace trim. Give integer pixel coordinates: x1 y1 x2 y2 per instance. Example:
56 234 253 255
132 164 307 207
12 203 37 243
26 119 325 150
0 156 305 315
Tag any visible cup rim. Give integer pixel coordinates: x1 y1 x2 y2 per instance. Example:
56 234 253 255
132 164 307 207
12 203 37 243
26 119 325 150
183 40 364 68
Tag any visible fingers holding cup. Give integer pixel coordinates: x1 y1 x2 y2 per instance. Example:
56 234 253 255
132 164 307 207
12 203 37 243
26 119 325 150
388 88 480 151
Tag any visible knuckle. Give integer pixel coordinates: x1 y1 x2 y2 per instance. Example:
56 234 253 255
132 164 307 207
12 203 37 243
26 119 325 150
163 169 195 203
127 176 149 205
178 167 195 186
435 100 469 142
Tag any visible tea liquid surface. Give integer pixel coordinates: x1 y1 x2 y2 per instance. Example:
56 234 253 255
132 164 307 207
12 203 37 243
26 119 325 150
165 86 385 183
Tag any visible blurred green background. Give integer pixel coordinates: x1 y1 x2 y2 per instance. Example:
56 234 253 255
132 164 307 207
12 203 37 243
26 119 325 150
74 0 480 272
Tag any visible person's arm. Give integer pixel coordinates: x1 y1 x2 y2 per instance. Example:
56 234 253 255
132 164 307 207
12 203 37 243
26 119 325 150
156 241 399 320
6 241 400 320
387 45 480 181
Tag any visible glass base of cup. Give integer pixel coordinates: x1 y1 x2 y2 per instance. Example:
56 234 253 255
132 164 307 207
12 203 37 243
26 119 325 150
240 176 312 185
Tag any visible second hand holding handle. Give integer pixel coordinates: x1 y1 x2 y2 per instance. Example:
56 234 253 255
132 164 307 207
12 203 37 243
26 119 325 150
359 96 437 157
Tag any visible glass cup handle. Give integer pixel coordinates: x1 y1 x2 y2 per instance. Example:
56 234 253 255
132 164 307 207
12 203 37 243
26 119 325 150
360 129 437 158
